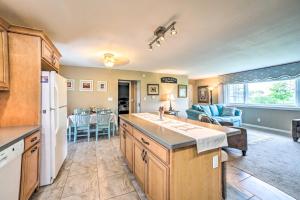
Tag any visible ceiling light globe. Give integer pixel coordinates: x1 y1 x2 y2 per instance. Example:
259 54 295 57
170 27 177 35
159 36 165 41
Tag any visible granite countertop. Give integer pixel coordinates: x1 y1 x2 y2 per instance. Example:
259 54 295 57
0 126 40 151
119 114 240 150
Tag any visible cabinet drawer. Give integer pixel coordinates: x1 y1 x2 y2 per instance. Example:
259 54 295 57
24 131 40 151
133 128 169 164
120 119 133 134
42 40 53 65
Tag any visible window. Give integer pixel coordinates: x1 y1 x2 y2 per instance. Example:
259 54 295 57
225 79 299 107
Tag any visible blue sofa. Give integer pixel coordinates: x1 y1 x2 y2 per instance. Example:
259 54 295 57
186 104 242 127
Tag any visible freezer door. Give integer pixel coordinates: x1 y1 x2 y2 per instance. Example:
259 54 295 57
50 71 67 109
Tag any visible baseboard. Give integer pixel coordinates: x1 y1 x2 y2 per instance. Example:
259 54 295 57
242 123 291 135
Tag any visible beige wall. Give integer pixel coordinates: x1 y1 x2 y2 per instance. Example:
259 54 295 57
60 66 189 117
190 77 220 104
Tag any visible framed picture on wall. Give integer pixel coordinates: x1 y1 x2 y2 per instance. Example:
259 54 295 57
67 79 75 91
198 86 209 103
178 85 187 98
97 81 107 92
147 84 159 95
79 80 93 91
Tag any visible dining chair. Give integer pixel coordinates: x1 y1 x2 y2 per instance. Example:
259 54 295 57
74 113 91 143
95 112 111 141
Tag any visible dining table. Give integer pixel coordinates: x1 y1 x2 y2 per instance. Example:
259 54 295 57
67 112 118 141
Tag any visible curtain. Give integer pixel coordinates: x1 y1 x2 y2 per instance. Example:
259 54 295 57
219 61 300 84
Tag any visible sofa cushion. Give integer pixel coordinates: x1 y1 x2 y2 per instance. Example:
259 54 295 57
192 104 203 111
222 107 236 116
213 116 241 123
200 105 212 116
216 104 224 115
209 105 219 116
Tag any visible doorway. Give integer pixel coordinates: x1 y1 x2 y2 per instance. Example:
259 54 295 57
118 80 141 115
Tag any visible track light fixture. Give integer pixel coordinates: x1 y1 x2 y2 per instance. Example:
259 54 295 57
148 21 177 50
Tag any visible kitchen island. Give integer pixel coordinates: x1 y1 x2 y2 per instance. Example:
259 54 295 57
119 113 240 200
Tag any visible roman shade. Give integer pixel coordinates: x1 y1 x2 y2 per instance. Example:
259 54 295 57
220 61 300 84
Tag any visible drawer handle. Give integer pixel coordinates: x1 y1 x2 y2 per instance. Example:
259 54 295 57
31 146 38 154
141 138 149 145
0 156 8 163
30 137 38 143
123 123 127 127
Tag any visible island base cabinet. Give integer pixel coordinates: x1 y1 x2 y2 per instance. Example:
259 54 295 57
133 140 168 200
125 132 133 171
120 128 126 155
133 140 146 190
20 142 40 200
146 151 168 200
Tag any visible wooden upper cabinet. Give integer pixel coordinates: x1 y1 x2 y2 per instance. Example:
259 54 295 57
41 40 60 71
0 23 9 90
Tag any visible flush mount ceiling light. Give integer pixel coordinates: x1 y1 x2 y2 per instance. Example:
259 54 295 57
148 21 177 51
103 53 115 67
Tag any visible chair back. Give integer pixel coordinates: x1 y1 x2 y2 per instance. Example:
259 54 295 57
96 108 111 114
74 108 90 115
96 113 111 126
75 113 91 127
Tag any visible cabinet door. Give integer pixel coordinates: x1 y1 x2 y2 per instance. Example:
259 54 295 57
120 128 126 156
133 141 146 190
125 132 133 171
146 151 168 200
53 52 60 70
41 40 53 65
20 143 40 200
0 26 9 89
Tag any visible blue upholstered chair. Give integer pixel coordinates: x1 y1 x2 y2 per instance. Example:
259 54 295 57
95 112 111 141
74 113 91 143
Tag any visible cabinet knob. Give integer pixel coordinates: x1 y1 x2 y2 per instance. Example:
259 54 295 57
31 146 38 154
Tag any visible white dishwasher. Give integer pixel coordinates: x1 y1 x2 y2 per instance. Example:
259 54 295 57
0 140 24 200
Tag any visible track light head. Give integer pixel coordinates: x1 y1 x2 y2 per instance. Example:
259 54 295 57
148 44 153 51
156 40 161 47
170 26 177 35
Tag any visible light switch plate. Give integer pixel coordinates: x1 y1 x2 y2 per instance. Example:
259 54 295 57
108 97 113 101
213 155 219 169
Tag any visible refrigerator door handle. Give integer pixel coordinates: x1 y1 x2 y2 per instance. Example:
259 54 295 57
54 83 60 138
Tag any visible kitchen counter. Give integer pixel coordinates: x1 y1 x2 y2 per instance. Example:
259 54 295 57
119 114 240 149
0 126 40 151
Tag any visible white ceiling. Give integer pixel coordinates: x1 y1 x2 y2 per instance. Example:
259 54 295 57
1 0 300 79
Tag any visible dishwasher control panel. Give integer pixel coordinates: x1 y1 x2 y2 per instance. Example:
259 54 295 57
0 140 24 168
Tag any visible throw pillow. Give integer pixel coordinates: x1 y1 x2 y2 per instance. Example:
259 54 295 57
222 107 236 116
200 105 212 116
209 105 219 116
216 104 224 116
192 105 202 111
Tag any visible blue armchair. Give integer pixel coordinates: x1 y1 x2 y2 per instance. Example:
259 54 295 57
186 104 242 127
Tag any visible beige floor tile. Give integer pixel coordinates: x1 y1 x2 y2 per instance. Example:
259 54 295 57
62 172 98 198
108 192 140 200
61 190 99 200
69 161 98 176
99 173 134 200
98 160 128 178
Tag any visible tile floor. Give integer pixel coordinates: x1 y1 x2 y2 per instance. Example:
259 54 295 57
31 134 295 200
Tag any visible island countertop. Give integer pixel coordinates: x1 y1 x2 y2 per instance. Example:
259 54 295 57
119 114 240 150
0 125 40 151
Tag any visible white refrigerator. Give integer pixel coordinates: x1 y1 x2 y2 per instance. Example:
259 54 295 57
40 71 68 186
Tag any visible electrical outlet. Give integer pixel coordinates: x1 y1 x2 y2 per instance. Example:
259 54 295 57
257 117 261 123
212 155 218 169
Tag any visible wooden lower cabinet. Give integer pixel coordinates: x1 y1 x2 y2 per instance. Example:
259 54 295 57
20 132 40 200
146 150 168 200
133 140 146 190
125 132 133 171
120 128 126 155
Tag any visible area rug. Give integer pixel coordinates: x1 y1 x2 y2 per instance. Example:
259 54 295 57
227 128 300 199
